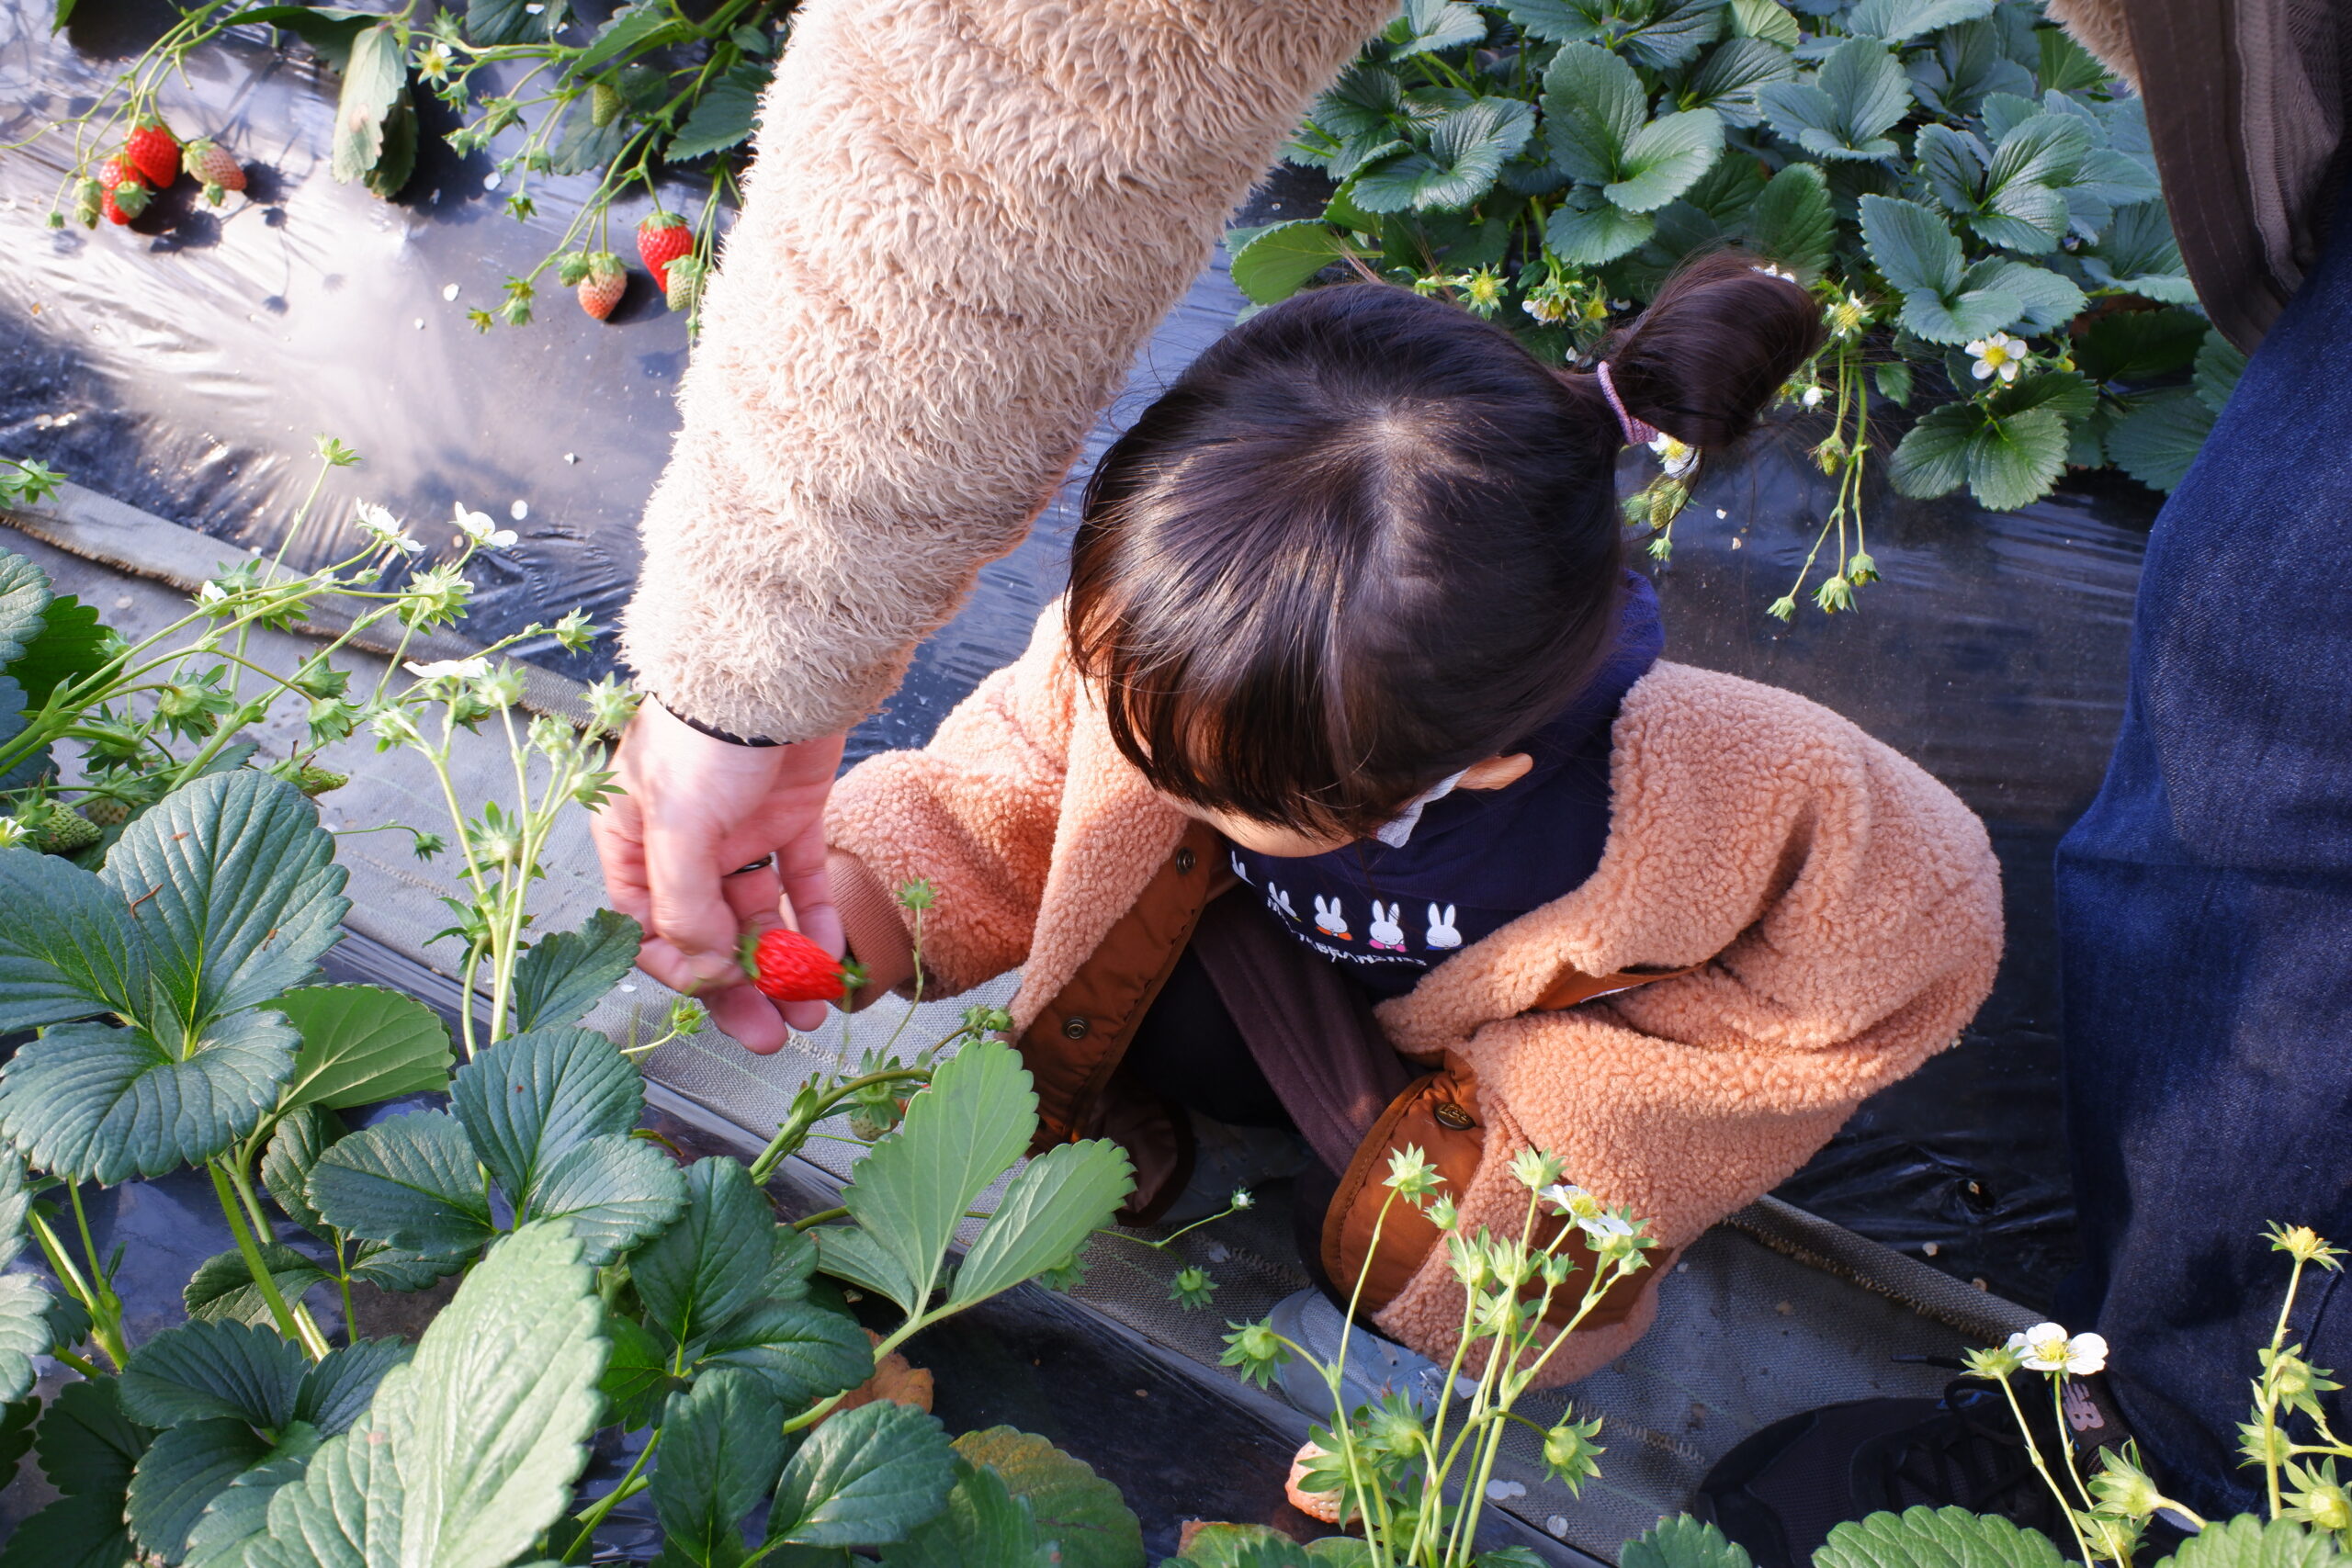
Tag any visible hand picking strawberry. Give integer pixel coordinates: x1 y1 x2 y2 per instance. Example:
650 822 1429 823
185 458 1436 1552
740 926 856 1004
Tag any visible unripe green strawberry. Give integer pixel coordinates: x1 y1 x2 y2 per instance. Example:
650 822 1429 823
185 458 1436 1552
21 803 100 856
78 798 130 828
590 82 622 127
296 765 347 796
73 176 103 228
663 253 704 314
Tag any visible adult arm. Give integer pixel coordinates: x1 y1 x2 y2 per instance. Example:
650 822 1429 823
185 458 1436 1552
601 0 1391 1034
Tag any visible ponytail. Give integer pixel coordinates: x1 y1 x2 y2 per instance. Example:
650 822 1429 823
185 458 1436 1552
1581 252 1826 449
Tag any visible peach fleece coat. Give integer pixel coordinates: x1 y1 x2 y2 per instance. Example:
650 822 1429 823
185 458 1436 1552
827 610 2005 1383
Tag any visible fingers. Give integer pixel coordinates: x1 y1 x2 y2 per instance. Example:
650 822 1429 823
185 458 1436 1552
707 983 791 1055
587 788 654 928
643 821 744 988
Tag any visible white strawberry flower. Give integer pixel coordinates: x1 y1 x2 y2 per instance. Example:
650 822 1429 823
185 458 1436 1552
1801 384 1827 409
2008 1321 2108 1375
454 502 517 551
355 502 423 556
1541 1183 1605 1223
403 656 490 682
1966 332 2028 384
1578 1210 1636 1242
197 580 231 605
1649 433 1697 479
0 818 27 849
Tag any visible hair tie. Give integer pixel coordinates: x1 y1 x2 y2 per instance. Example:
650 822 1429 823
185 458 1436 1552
1595 361 1658 447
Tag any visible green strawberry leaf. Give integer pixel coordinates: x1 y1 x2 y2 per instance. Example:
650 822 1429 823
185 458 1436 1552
839 1040 1036 1315
0 1163 53 1403
948 1427 1143 1568
1889 403 1979 500
308 1109 499 1256
1742 161 1834 277
1351 98 1531 213
1605 108 1721 213
700 1298 875 1408
0 1014 300 1184
260 1104 343 1242
1623 1514 1752 1568
0 847 148 1032
633 1157 780 1348
127 1416 273 1561
447 1025 641 1204
766 1398 956 1550
184 1244 329 1327
2105 388 2215 493
1846 0 1991 42
1965 406 2070 510
179 1427 321 1568
509 908 643 1035
276 985 452 1114
518 1133 686 1268
119 1319 308 1429
0 1491 138 1568
97 770 347 1024
1818 1506 2064 1568
1546 192 1655 266
950 1138 1132 1308
242 1223 608 1568
295 1338 413 1437
877 1454 1054 1568
1230 221 1357 306
651 1368 788 1567
6 593 110 710
1681 39 1794 131
598 1314 676 1431
35 1375 152 1495
667 59 772 161
1543 43 1645 186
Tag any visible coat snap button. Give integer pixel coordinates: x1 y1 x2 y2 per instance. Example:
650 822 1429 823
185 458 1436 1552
1433 1102 1476 1131
1174 847 1196 874
1061 1016 1091 1041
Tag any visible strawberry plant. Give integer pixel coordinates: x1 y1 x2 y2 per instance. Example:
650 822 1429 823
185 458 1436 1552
1232 0 2244 619
10 0 791 330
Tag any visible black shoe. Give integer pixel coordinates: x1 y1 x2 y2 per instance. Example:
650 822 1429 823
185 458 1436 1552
1696 1378 2105 1568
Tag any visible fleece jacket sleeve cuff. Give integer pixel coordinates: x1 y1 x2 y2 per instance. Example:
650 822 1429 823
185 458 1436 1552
829 849 916 1009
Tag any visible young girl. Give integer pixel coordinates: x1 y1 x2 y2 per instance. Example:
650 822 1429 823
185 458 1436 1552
816 254 2003 1387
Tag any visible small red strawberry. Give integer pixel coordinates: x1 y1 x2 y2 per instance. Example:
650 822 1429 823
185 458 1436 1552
577 252 626 321
126 113 180 189
181 138 244 204
740 927 848 1004
636 210 692 294
98 155 148 226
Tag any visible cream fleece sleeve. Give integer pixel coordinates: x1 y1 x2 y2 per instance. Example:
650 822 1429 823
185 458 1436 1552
620 0 1393 741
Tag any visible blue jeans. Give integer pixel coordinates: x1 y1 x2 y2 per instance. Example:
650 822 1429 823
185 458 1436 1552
2055 175 2352 1518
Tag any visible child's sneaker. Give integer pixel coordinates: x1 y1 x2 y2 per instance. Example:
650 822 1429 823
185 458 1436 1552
1263 1286 1470 1424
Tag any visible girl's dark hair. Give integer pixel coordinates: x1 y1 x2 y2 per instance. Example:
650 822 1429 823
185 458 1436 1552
1067 251 1823 837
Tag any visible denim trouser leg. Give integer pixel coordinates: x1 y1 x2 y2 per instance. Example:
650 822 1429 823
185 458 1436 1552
2056 175 2352 1519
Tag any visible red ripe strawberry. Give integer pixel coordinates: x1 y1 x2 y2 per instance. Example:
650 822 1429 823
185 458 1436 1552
636 211 692 294
740 927 847 1004
98 155 148 226
577 252 626 321
181 138 244 200
126 114 180 189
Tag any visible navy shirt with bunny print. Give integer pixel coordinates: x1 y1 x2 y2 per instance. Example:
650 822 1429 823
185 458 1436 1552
1222 572 1663 998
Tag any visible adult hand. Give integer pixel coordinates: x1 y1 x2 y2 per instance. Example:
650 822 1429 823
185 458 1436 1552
590 701 848 1053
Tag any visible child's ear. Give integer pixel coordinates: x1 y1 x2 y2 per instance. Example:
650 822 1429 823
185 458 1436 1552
1457 752 1534 791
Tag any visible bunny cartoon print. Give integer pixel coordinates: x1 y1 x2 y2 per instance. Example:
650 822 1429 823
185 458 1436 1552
1425 905 1463 949
1368 901 1407 951
1313 896 1352 939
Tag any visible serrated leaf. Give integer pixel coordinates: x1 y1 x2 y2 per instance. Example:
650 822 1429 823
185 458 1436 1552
949 1427 1143 1568
2078 202 2198 302
652 1368 787 1567
878 1454 1053 1568
1860 195 1964 299
1546 194 1655 265
7 593 109 710
1818 1506 2065 1568
577 2 688 70
1967 405 2069 509
296 1339 413 1437
0 1393 38 1495
2170 1516 2345 1568
1392 0 1486 58
1890 403 1978 498
99 771 347 1023
0 1015 300 1184
2195 330 2247 414
1307 64 1403 143
0 552 52 668
220 5 377 68
1623 1514 1751 1568
1544 43 1645 186
36 1376 152 1495
462 0 535 46
1847 0 1991 43
180 1427 321 1568
521 1134 686 1268
1621 0 1724 69
1726 0 1799 49
667 61 769 159
634 1157 776 1348
128 1417 273 1562
509 909 643 1034
330 22 406 184
261 1104 342 1241
1915 122 1986 214
1962 259 2084 332
767 1399 956 1549
2037 24 2108 95
1607 108 1721 213
1351 99 1531 212
1988 369 2098 423
1744 161 1833 276
449 1025 640 1204
0 1491 138 1568
2076 305 2209 383
2106 388 2215 493
1763 39 1910 161
185 1244 328 1328
1167 1524 1314 1567
1230 222 1356 306
599 1314 674 1431
839 1040 1036 1314
0 848 147 1031
277 986 452 1114
0 1165 50 1402
701 1298 874 1407
308 1110 498 1255
1684 39 1794 129
951 1139 1132 1307
121 1320 308 1429
243 1223 606 1568
345 1242 468 1292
